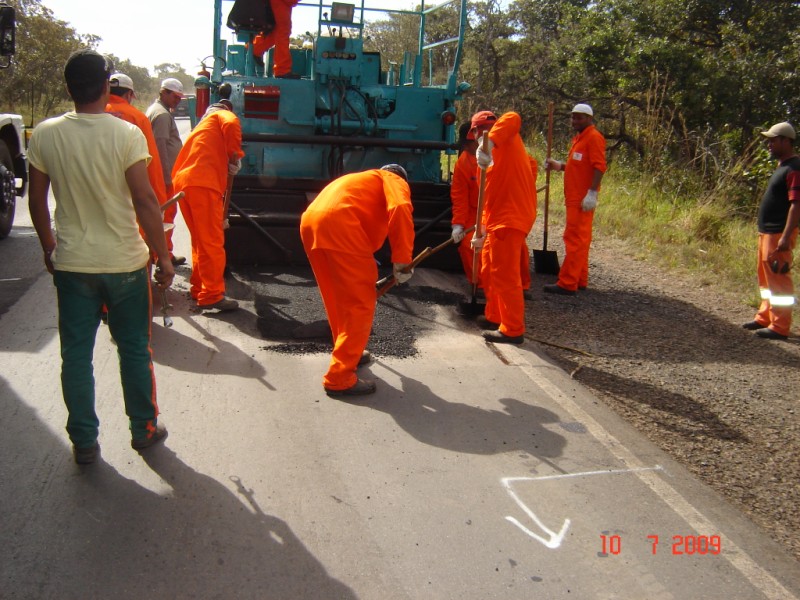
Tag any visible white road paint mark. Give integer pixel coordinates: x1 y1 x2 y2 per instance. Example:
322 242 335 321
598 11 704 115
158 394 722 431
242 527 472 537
502 345 798 600
0 278 23 282
502 476 571 548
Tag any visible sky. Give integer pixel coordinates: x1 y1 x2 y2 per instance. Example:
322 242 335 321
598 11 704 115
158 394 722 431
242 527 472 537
40 0 450 76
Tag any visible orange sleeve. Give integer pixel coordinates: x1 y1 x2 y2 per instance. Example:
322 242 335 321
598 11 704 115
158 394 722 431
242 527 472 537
382 172 414 264
221 112 245 161
451 151 478 227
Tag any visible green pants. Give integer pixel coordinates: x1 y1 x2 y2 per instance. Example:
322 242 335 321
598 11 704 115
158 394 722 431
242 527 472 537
54 268 159 448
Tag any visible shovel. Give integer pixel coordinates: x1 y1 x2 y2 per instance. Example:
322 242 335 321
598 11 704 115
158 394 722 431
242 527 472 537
458 133 491 316
533 101 560 275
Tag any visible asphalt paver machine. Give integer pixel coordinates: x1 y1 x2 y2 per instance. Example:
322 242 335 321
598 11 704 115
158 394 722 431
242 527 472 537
194 0 470 267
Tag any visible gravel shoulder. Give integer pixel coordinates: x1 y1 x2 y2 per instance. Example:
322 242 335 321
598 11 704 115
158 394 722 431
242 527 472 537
524 231 800 562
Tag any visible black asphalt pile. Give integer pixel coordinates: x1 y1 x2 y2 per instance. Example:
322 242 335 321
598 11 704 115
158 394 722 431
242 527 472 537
236 266 465 359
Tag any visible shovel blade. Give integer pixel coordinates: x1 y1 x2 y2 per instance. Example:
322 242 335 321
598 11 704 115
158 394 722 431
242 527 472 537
533 249 560 275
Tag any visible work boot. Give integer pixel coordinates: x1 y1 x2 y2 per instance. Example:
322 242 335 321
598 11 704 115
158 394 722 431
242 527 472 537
755 328 788 341
73 442 99 465
543 283 576 296
131 422 169 451
476 316 500 330
358 350 372 367
483 329 524 345
200 298 239 312
171 255 187 267
742 320 766 330
325 378 377 397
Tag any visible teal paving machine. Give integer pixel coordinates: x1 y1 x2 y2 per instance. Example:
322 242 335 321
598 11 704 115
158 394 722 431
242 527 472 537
193 0 471 266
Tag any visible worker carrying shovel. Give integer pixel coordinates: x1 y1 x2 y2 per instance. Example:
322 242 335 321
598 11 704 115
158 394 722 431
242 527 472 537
470 110 538 344
300 165 415 397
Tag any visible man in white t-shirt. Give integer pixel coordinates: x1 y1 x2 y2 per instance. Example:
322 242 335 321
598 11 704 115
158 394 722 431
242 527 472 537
27 49 175 465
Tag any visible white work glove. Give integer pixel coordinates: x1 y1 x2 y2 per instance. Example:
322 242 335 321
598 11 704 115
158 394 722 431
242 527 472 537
581 189 598 212
228 158 241 176
393 263 413 284
451 225 465 244
470 234 485 250
476 136 495 168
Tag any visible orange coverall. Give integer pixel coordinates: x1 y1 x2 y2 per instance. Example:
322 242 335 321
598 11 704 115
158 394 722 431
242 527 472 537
105 95 169 250
253 0 300 77
451 151 535 288
171 109 244 306
480 112 537 337
558 124 607 291
300 169 414 391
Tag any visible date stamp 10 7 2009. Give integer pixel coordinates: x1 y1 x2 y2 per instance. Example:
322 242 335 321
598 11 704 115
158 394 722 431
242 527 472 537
599 534 722 557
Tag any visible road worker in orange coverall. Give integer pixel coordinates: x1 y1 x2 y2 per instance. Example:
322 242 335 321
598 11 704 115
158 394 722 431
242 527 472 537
544 103 607 295
172 104 244 311
106 73 168 248
253 0 300 78
300 165 415 397
451 122 534 291
469 111 537 345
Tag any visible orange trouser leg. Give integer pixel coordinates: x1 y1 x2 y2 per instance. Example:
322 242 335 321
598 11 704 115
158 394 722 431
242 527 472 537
178 186 226 305
755 231 796 336
306 248 376 390
558 204 594 291
458 236 481 286
482 228 527 337
269 2 293 76
163 183 178 254
520 241 531 290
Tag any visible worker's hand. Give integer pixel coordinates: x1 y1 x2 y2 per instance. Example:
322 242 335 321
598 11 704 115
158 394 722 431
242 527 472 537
393 263 413 284
451 224 465 244
581 190 598 212
154 261 175 289
228 159 241 176
545 158 562 172
476 136 494 169
470 234 485 250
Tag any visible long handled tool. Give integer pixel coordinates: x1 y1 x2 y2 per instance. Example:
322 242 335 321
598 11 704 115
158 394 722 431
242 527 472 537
161 190 185 214
376 225 475 297
533 101 560 275
459 134 491 316
222 173 234 230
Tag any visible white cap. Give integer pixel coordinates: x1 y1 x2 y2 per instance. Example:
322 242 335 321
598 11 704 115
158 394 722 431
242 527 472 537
760 122 796 140
571 103 594 116
161 78 184 96
110 73 135 94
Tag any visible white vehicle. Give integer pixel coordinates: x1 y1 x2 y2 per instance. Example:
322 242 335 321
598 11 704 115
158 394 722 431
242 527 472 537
0 2 27 239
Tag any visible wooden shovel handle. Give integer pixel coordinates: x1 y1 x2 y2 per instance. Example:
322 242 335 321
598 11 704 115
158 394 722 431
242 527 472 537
470 134 491 291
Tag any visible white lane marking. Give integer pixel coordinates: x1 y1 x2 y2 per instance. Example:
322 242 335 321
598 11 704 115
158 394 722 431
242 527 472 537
503 345 798 600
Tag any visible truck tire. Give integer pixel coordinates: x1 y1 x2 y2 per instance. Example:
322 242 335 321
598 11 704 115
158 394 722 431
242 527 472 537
0 140 16 239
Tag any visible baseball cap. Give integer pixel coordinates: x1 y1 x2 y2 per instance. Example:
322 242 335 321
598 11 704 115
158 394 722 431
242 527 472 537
571 103 593 116
110 72 135 95
470 110 497 131
64 49 113 87
380 164 408 182
760 122 796 140
161 78 184 96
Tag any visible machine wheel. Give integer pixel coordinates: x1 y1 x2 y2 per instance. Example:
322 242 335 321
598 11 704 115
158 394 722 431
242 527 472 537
0 140 16 240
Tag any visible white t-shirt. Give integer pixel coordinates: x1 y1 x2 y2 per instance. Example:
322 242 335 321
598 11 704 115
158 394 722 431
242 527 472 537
27 112 151 273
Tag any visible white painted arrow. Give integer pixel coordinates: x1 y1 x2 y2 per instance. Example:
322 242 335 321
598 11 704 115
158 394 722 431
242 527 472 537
501 476 571 549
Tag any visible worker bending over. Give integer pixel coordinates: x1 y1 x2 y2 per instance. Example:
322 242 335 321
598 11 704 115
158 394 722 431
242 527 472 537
470 111 538 344
171 103 244 311
300 165 414 396
544 103 607 295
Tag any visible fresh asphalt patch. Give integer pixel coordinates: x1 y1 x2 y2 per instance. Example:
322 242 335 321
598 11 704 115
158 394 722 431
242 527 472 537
236 265 465 359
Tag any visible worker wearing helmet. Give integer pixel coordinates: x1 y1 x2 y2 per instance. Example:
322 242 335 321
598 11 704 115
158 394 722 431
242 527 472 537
470 111 538 344
300 166 415 396
451 121 535 292
106 73 169 235
544 103 607 295
146 78 186 265
171 103 244 311
253 0 301 78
